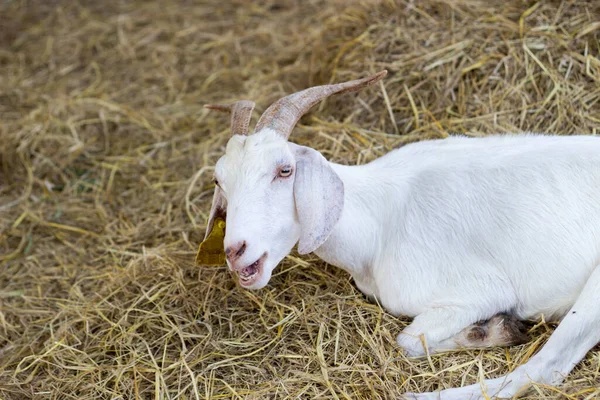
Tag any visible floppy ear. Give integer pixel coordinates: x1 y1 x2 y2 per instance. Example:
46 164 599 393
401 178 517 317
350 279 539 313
196 186 227 265
292 145 344 254
195 186 228 266
204 186 227 240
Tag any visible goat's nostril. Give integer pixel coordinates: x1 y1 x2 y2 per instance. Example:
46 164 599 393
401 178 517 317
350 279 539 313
226 241 247 260
236 242 246 257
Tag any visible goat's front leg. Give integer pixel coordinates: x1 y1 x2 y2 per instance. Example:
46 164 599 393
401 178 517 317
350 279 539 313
406 263 600 399
397 306 497 357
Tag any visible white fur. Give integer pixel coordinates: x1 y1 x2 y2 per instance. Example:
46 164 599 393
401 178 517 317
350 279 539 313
210 130 600 398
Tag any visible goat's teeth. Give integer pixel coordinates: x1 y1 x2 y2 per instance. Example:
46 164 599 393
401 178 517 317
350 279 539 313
239 270 257 281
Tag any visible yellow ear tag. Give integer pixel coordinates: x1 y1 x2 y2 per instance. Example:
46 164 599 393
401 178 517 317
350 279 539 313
195 217 226 266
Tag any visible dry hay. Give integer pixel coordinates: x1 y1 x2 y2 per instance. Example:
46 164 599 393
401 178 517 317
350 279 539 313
1 0 600 399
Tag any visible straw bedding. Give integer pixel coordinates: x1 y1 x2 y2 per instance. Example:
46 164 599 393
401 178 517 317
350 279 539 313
1 0 599 398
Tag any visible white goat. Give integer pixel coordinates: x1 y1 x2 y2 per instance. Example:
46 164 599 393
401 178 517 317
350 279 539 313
198 71 600 399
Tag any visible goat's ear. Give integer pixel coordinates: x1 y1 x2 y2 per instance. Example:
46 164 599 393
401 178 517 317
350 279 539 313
204 186 227 240
195 186 227 266
292 145 344 254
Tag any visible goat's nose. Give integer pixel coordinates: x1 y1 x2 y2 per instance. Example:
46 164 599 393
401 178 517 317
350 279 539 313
225 241 247 261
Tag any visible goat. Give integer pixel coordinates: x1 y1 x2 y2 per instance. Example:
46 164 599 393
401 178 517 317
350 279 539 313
196 71 600 399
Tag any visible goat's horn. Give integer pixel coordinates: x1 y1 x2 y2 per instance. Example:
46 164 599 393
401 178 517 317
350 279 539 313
254 70 388 139
204 100 255 136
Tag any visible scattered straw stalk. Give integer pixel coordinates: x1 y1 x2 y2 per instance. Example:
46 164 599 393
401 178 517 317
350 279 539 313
1 0 599 399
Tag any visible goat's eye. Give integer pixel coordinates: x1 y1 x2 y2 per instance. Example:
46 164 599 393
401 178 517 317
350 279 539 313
279 167 293 178
214 179 220 187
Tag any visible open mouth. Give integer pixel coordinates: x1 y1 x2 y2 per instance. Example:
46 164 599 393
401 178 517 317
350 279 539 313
236 253 266 286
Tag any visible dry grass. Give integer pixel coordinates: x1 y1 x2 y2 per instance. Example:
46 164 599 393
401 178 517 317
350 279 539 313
1 0 600 398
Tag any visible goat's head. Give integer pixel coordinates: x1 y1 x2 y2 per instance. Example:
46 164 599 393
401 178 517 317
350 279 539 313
200 71 387 289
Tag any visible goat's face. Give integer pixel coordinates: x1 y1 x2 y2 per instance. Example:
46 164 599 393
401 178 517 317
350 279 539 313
199 71 386 289
207 129 344 289
213 130 300 289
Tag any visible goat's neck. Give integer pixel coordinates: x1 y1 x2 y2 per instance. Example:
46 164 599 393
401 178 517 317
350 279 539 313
313 163 381 280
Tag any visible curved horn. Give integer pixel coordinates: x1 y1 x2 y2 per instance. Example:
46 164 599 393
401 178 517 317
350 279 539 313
204 100 255 135
254 70 388 139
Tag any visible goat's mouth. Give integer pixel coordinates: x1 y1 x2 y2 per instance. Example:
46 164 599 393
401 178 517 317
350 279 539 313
235 253 267 287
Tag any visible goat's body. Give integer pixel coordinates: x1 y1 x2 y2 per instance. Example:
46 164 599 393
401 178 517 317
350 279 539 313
317 134 600 352
206 71 600 399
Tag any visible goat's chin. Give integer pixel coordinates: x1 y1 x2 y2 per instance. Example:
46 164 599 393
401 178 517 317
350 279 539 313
241 268 272 290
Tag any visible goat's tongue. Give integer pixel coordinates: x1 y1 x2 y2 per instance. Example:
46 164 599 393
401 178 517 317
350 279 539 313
240 263 257 277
